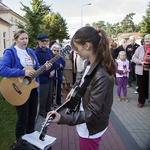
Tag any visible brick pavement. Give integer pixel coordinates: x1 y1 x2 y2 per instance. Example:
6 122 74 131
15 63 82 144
36 85 150 150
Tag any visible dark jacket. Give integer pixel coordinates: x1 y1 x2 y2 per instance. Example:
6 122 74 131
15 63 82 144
59 61 114 135
35 46 59 84
54 57 66 84
126 43 140 61
110 48 119 60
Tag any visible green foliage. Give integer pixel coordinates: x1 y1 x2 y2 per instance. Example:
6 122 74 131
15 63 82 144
120 13 136 33
0 97 17 149
90 13 140 38
92 21 106 30
18 0 69 48
43 13 69 42
140 2 150 36
20 0 51 49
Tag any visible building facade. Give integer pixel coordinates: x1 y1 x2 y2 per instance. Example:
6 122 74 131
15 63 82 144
0 0 27 58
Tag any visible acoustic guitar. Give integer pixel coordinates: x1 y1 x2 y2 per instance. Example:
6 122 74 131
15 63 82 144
39 86 80 141
0 45 71 106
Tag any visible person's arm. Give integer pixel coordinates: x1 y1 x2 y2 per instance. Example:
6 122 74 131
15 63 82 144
0 50 25 77
48 72 113 126
132 46 144 65
115 61 124 75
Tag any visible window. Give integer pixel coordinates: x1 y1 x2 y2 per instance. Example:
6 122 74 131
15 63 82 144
3 32 6 49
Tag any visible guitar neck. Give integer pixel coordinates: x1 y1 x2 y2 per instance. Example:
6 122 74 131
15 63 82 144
39 100 69 141
32 54 61 79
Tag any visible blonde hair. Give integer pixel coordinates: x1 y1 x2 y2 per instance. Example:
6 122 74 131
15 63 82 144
14 29 28 40
117 51 127 59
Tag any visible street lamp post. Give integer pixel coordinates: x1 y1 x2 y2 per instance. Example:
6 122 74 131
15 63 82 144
81 3 91 27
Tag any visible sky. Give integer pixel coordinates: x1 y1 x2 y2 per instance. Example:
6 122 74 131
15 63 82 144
2 0 150 36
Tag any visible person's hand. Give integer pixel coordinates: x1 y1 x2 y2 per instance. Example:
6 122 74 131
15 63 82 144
45 61 52 70
49 70 55 77
123 70 126 74
25 70 36 77
47 111 61 123
66 88 74 100
141 62 149 66
59 64 63 68
145 55 150 61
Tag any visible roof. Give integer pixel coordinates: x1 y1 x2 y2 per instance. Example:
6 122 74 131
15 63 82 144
116 32 142 40
0 17 11 26
0 2 27 23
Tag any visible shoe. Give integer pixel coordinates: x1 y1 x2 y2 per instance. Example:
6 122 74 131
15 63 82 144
134 91 138 94
117 97 121 101
124 98 130 102
137 103 143 108
126 85 130 88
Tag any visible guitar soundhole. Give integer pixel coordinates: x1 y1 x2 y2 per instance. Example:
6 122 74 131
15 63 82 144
23 76 31 85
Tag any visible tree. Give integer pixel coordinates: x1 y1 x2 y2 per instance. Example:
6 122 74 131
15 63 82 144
92 21 106 30
43 12 69 42
120 13 136 33
112 22 122 37
20 0 51 48
140 2 150 36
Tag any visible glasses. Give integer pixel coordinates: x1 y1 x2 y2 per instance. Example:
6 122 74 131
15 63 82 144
40 40 49 43
53 49 59 52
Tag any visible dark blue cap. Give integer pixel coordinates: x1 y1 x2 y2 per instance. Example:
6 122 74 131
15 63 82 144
36 34 49 40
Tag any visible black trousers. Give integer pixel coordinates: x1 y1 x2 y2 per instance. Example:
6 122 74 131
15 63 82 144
137 70 149 104
39 82 54 118
15 88 38 139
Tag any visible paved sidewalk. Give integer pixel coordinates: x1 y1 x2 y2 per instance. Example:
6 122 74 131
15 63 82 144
36 85 150 150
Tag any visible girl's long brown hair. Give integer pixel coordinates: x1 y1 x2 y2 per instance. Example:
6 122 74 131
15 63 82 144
71 26 116 75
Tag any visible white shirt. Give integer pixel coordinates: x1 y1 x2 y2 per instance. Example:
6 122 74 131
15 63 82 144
76 65 107 138
15 46 35 68
73 52 85 72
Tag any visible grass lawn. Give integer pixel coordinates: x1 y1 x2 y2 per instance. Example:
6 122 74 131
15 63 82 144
0 77 17 149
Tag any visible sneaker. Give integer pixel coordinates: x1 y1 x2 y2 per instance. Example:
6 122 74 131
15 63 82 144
124 98 130 102
134 91 138 94
126 85 130 88
137 103 143 108
117 97 121 101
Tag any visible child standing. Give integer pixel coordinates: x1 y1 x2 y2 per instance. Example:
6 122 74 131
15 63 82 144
115 51 131 102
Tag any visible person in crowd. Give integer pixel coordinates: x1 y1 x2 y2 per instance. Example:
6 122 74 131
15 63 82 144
35 34 59 118
109 38 114 48
115 51 131 102
62 47 73 92
47 27 116 150
110 42 119 61
126 36 139 88
71 50 85 85
49 40 57 48
132 34 150 108
0 29 51 141
51 43 66 106
140 38 144 45
117 38 127 52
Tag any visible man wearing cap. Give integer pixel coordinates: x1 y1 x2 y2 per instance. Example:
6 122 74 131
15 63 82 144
35 34 59 117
